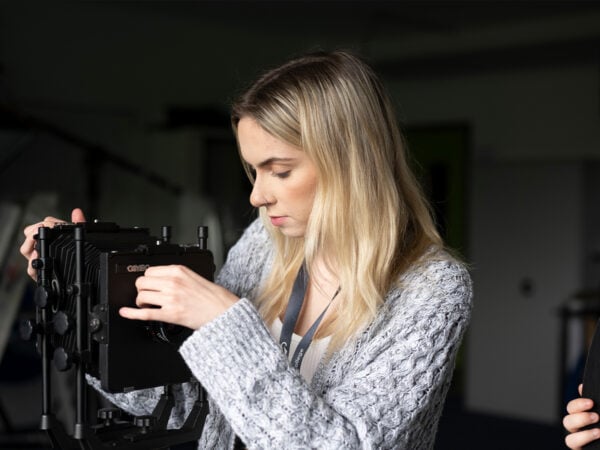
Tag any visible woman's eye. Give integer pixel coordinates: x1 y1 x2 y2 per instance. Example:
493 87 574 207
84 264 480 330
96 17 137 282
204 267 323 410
274 171 291 179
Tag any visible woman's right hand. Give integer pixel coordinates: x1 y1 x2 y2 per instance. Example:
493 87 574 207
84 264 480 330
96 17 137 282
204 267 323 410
564 384 600 449
19 208 86 280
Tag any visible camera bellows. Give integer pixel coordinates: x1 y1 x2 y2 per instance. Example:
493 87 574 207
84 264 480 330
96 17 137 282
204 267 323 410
31 221 215 393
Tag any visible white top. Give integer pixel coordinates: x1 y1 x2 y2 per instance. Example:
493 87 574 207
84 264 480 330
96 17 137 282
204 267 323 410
269 317 331 383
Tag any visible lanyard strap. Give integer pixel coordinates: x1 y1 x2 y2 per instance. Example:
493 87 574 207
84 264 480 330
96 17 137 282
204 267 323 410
279 264 340 370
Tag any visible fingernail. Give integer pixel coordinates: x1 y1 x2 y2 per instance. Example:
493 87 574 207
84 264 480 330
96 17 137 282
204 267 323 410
591 413 599 423
592 427 600 438
585 399 595 408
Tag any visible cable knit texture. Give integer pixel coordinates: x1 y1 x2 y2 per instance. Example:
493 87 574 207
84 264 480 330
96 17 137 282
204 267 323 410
93 218 472 449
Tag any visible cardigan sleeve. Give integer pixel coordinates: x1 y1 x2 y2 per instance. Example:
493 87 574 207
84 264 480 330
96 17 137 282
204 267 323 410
179 255 472 450
86 217 271 429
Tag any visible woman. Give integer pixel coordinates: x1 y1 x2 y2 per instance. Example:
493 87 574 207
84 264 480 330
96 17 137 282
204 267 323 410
21 50 472 449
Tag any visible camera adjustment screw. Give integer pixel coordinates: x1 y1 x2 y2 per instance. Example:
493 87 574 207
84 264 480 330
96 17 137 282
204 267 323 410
53 311 73 335
98 408 121 426
34 286 50 308
20 320 36 341
89 317 101 332
197 226 208 249
161 225 172 244
53 347 73 371
66 285 79 296
134 415 155 434
31 258 43 270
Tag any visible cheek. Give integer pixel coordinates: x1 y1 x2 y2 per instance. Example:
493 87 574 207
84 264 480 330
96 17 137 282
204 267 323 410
292 179 317 213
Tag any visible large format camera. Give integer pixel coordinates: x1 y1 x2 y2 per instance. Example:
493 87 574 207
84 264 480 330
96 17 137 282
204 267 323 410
24 220 214 449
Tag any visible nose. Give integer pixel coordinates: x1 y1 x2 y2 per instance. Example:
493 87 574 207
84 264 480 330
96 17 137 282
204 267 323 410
249 175 273 208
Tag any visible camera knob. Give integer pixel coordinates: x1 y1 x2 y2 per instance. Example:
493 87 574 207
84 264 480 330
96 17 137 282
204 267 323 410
98 408 121 425
53 347 73 371
197 226 208 249
31 258 44 270
66 285 79 296
134 415 155 434
89 316 102 333
34 286 51 308
53 312 73 335
161 225 171 244
20 319 36 341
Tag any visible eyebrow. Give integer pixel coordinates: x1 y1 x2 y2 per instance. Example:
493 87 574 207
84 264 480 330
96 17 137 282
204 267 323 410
254 157 296 169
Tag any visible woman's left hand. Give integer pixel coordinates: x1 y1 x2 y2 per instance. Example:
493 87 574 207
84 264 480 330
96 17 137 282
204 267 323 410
119 265 239 330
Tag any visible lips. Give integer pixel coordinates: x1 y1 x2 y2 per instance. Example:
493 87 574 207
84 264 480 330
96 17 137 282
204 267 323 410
269 216 286 227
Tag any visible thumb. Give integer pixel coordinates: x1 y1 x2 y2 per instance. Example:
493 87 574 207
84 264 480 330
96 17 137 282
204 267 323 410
71 208 86 223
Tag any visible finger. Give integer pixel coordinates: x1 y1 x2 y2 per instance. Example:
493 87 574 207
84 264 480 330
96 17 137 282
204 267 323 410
135 290 165 308
142 265 206 289
119 306 161 322
43 216 67 225
135 275 177 293
71 208 86 223
567 398 595 414
26 249 38 280
565 428 600 449
27 268 37 280
23 222 40 238
144 264 197 279
23 218 65 237
20 236 36 258
564 411 599 432
23 221 47 237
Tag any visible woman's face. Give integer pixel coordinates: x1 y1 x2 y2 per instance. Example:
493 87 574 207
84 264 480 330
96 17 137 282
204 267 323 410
237 117 318 238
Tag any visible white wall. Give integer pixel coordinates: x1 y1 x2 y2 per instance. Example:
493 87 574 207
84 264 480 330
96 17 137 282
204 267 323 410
466 161 587 423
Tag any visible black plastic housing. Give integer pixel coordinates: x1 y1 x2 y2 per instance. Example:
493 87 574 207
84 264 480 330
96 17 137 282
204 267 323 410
34 221 215 392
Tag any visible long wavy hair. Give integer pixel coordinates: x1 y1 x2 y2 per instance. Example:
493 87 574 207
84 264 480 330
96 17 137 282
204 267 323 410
231 50 442 349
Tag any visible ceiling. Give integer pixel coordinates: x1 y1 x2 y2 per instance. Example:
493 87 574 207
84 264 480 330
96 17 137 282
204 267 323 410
97 1 600 78
104 1 600 35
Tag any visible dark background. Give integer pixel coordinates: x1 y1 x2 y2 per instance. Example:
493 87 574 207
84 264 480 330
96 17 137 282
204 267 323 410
2 1 600 448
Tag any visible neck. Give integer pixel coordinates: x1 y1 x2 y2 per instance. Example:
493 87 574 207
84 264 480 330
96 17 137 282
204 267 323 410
285 255 340 337
309 254 339 295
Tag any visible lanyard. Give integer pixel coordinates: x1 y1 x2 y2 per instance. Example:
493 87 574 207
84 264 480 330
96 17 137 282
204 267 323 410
279 264 340 370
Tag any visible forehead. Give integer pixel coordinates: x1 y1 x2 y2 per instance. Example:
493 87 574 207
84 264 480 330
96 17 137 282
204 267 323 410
237 117 304 165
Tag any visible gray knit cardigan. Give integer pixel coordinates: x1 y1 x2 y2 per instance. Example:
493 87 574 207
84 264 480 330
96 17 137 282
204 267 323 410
92 218 472 449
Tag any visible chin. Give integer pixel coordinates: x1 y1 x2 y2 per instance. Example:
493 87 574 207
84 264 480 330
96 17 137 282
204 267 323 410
277 226 306 239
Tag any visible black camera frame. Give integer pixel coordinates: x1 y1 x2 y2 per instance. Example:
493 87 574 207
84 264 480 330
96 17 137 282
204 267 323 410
26 221 214 449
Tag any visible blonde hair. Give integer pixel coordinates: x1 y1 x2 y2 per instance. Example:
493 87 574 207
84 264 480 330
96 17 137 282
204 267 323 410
231 50 442 349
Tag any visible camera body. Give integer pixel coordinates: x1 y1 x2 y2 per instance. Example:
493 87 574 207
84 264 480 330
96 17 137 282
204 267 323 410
32 221 215 393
